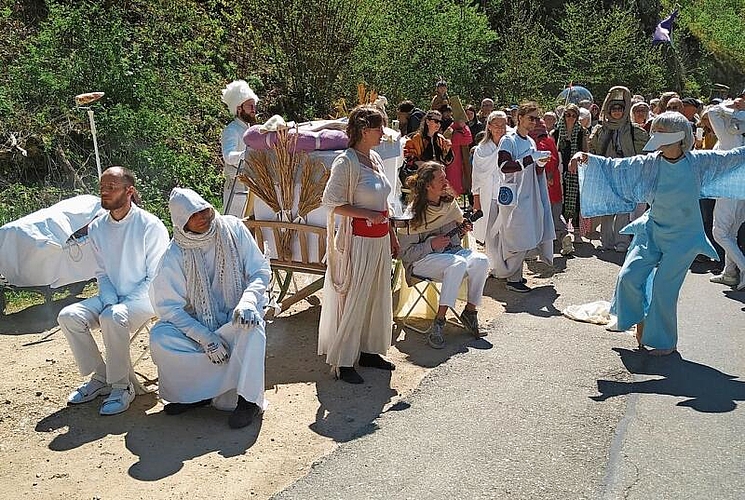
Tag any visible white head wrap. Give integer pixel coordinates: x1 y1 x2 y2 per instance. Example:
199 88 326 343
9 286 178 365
221 80 259 116
169 188 244 330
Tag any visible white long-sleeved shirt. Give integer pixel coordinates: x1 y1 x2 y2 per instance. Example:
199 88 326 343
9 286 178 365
89 204 170 306
221 118 249 167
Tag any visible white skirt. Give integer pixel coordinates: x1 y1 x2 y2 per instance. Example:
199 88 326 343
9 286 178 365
318 234 393 367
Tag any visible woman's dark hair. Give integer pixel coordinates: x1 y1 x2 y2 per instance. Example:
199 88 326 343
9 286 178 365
418 110 442 136
405 161 454 229
346 105 384 148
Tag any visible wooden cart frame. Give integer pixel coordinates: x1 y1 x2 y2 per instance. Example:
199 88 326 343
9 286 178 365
242 219 327 316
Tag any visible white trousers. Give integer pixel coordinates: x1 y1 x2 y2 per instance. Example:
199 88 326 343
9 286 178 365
57 295 155 386
712 198 745 277
412 249 490 308
150 320 267 411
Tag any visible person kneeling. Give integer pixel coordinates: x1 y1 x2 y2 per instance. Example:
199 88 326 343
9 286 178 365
399 162 490 348
149 188 271 429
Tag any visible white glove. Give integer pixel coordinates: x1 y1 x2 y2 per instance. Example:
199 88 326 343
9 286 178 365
232 302 264 329
534 150 552 167
204 338 230 364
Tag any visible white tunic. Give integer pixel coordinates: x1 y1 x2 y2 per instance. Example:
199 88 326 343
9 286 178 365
472 140 499 243
492 131 555 278
221 118 249 216
149 215 271 409
89 204 170 305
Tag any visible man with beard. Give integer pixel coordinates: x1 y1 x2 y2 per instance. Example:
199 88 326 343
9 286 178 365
221 80 259 216
57 167 169 415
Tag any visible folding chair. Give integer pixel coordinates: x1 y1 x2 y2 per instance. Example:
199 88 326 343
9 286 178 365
395 272 469 335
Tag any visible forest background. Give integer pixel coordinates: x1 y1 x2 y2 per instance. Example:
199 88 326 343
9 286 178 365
1 0 744 226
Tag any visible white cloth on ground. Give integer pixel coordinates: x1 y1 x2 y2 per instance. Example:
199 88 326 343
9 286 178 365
149 188 271 409
562 300 613 325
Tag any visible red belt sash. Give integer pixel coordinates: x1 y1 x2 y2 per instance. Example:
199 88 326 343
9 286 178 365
352 211 389 238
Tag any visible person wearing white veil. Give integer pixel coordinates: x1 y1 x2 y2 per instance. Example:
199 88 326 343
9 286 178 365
149 188 270 429
221 80 259 216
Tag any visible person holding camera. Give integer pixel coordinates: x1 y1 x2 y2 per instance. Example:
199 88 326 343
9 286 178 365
398 162 490 349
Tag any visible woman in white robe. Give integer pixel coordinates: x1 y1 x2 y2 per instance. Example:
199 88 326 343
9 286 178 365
149 188 271 429
318 105 400 384
472 110 509 271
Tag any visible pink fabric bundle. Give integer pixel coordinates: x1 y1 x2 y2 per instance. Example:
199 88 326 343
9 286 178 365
243 125 348 152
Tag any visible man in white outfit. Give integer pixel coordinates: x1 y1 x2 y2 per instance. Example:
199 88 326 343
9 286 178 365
707 97 745 289
221 79 259 216
398 163 490 349
58 167 169 415
149 188 270 429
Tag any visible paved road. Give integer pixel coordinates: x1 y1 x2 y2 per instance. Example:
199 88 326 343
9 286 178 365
274 251 745 500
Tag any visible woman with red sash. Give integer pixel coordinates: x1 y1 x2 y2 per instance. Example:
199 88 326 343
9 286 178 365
318 105 400 384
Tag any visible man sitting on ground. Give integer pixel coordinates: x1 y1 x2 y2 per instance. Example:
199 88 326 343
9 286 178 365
58 166 169 415
149 188 271 429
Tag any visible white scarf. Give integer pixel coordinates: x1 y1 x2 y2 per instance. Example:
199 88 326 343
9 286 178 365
173 215 244 331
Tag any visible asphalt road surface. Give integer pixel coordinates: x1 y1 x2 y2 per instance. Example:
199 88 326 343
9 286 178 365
275 249 745 500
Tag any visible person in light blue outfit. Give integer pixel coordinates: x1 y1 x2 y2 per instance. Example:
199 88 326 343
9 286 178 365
570 112 745 356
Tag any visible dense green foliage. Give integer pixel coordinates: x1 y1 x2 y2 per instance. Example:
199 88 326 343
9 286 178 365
1 0 743 226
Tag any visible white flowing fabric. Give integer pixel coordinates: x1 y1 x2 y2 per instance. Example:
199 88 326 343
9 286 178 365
149 190 271 410
318 149 393 368
491 164 555 278
471 140 499 243
708 103 745 282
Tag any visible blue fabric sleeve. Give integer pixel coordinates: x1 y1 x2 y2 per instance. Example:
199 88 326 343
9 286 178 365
578 153 658 217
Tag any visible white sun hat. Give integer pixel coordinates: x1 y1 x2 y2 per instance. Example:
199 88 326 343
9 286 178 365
642 130 686 152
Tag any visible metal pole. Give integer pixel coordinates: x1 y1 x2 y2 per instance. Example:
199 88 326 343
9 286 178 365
87 109 102 179
223 153 245 216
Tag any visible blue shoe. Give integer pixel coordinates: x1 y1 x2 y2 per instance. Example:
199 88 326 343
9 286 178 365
67 378 111 405
99 383 135 415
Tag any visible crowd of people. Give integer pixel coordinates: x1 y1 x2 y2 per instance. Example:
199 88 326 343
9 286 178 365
53 79 745 431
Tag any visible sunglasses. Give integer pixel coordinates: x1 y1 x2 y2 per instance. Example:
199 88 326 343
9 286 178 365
428 118 442 124
565 113 578 119
526 116 541 122
610 106 625 112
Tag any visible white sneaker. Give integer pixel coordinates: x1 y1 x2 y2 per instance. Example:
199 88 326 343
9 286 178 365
99 383 135 416
67 378 111 405
710 273 738 286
